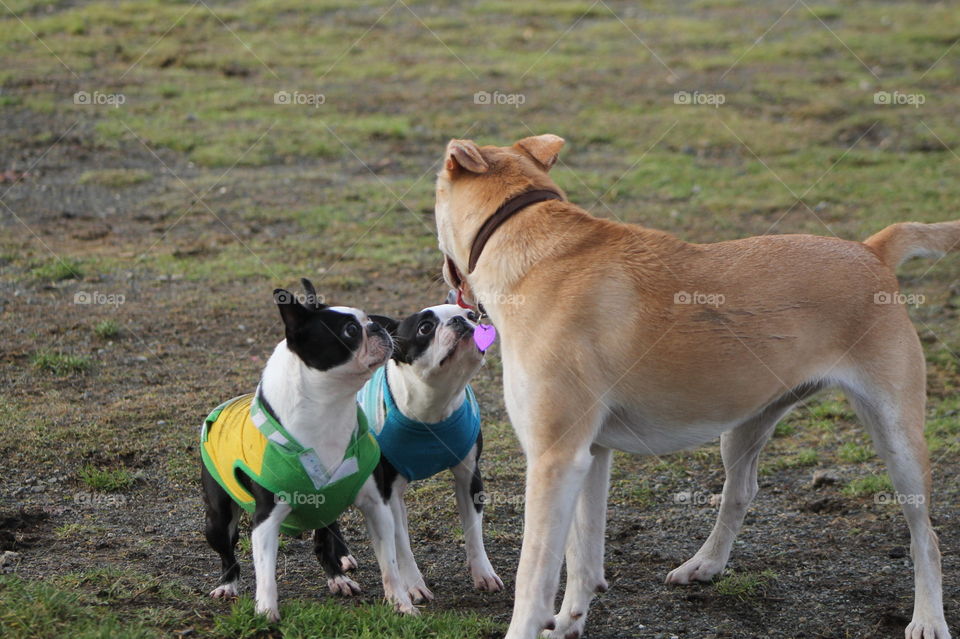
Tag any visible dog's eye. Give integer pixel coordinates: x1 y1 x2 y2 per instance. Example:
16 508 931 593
417 321 435 336
466 311 477 322
342 322 360 339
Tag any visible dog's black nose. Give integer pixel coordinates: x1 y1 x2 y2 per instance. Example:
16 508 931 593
367 322 384 333
449 315 468 328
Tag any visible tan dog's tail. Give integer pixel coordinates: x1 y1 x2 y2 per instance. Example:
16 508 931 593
864 221 960 269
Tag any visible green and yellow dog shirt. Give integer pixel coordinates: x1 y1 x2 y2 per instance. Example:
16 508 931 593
200 390 380 535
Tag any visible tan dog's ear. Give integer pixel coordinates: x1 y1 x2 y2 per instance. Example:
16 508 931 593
515 134 565 171
445 139 489 174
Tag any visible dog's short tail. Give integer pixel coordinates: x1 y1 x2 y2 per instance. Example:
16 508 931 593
864 221 960 269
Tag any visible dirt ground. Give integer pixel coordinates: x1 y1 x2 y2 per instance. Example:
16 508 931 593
2 1 960 638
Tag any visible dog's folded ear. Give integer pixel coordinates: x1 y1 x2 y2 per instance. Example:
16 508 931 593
445 139 489 174
515 134 565 171
299 278 326 310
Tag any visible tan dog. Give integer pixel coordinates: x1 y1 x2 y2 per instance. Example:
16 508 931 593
434 134 955 639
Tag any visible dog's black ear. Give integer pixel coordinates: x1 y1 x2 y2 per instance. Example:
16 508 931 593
300 278 326 310
445 289 458 305
369 315 406 363
368 315 399 337
274 288 310 333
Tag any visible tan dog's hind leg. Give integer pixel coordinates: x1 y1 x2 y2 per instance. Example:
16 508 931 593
665 404 792 585
545 445 612 639
842 361 949 639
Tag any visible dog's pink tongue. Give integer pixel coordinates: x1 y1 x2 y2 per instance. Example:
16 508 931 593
473 324 497 352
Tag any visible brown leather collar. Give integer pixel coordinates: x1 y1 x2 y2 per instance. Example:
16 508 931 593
467 188 563 273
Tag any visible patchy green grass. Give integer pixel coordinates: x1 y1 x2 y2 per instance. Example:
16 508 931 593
93 319 121 339
2 1 960 636
714 569 778 601
78 464 135 492
761 447 819 475
30 350 91 375
30 258 83 282
837 442 874 463
843 473 895 498
214 597 501 639
0 576 158 639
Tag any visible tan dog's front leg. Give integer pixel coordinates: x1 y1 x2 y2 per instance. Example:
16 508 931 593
505 444 596 639
545 446 612 639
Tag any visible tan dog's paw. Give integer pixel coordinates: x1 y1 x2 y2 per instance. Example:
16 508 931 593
665 555 725 584
905 616 951 639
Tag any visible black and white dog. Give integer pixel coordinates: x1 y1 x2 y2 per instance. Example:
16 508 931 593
316 303 503 602
200 280 421 620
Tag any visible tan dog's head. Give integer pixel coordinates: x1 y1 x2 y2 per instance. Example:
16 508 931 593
435 134 565 296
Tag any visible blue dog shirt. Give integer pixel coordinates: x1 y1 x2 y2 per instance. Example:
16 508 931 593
358 366 481 481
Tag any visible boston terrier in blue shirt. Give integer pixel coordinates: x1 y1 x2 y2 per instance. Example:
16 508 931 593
316 303 503 603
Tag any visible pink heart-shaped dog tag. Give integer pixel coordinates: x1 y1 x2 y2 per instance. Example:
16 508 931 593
473 324 497 352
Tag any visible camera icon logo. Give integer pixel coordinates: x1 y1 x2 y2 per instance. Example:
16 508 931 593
74 291 92 304
73 91 91 105
674 291 692 304
873 91 891 105
673 91 691 105
274 90 291 105
473 91 491 105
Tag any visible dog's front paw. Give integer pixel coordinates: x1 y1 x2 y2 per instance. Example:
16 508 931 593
542 611 586 639
328 574 362 596
470 559 504 592
408 582 434 604
384 585 419 615
255 602 281 623
665 555 725 585
905 616 951 639
394 600 421 616
340 554 358 572
209 583 238 599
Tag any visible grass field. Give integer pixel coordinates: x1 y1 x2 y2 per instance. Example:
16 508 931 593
1 1 959 637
